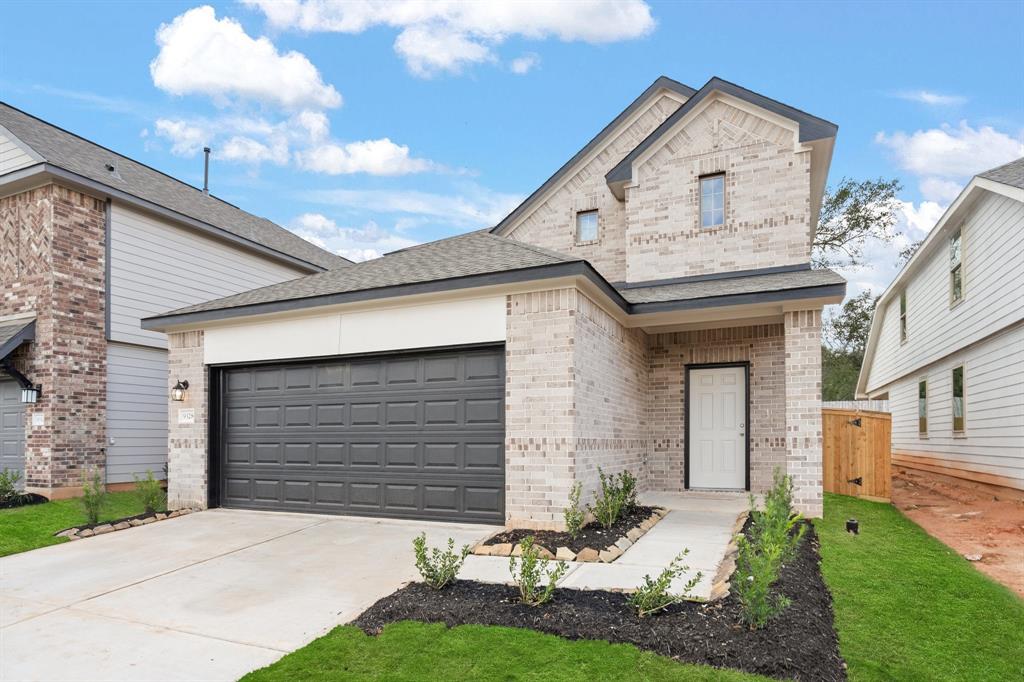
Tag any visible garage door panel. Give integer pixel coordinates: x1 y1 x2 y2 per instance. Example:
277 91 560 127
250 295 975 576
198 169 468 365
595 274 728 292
219 348 504 523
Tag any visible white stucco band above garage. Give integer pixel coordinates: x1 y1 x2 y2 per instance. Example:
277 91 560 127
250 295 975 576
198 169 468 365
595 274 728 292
202 295 508 365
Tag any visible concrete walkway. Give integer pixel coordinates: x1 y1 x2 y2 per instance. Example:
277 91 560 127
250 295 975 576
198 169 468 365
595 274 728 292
462 492 747 599
0 509 497 682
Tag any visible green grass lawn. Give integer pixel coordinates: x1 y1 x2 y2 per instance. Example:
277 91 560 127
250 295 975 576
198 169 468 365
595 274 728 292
817 493 1024 682
245 493 1024 681
0 491 145 557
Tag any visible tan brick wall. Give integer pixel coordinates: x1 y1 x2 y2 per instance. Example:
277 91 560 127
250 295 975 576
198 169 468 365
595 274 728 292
647 324 786 494
166 330 208 509
625 99 812 281
784 309 824 517
1 184 107 493
505 94 682 283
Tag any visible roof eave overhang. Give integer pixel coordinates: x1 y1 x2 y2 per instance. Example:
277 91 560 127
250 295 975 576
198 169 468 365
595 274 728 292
0 319 36 363
0 163 330 274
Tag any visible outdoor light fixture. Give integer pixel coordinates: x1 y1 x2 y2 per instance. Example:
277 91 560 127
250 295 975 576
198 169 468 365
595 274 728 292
170 380 189 402
20 385 41 404
846 518 860 535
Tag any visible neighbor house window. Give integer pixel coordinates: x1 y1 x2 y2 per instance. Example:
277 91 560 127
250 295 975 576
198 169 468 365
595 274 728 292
952 366 966 433
900 291 908 343
575 209 598 243
918 379 928 436
950 229 963 304
700 173 725 228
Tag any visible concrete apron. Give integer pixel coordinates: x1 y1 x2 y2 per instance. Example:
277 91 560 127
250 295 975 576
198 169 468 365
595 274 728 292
461 491 747 599
0 509 498 682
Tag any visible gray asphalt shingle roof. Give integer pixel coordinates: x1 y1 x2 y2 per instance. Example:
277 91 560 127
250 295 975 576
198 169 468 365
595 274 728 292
978 157 1024 189
0 102 347 271
619 268 846 304
0 317 35 362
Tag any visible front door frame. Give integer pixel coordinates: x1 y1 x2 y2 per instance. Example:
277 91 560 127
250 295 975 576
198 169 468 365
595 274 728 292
683 361 751 491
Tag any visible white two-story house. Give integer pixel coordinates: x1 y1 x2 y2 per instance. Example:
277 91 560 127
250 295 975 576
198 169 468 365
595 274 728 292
858 158 1024 492
142 76 846 527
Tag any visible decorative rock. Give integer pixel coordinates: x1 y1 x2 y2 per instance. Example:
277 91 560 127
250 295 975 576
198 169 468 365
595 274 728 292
66 534 80 541
575 548 599 562
639 517 656 531
490 543 513 557
473 544 493 556
114 522 130 531
626 527 644 542
156 513 166 520
614 537 633 552
177 509 191 516
56 528 78 538
535 546 555 560
141 516 156 524
709 581 730 601
964 553 983 562
599 546 623 563
129 519 144 527
78 528 95 537
555 546 576 561
93 524 114 535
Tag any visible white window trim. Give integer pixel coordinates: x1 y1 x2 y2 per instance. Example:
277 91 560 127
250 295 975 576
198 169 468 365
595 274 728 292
699 173 726 229
574 209 600 245
951 364 966 436
949 226 965 309
917 377 928 438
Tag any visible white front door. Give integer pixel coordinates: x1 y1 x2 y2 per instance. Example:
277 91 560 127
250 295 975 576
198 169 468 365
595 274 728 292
688 366 746 490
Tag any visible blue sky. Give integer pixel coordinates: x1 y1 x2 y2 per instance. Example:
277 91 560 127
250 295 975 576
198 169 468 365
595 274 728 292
2 1 1022 296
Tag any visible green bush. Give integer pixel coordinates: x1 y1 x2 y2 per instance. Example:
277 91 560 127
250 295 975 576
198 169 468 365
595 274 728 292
80 469 106 525
590 468 626 529
509 536 568 606
0 468 24 506
133 470 166 514
413 533 471 590
563 482 585 539
620 470 639 514
733 469 806 628
628 549 702 617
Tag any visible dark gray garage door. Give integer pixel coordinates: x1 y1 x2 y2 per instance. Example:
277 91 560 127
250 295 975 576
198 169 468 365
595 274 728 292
217 347 505 523
0 379 25 478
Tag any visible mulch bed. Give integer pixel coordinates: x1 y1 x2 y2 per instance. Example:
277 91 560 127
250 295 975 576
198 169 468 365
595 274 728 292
0 493 48 510
481 505 658 554
354 521 845 681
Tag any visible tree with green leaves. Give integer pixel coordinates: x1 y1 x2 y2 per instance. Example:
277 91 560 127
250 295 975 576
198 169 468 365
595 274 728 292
813 177 903 269
822 291 878 400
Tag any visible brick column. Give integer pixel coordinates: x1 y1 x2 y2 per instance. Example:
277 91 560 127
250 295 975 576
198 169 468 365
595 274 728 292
784 309 823 517
167 330 208 509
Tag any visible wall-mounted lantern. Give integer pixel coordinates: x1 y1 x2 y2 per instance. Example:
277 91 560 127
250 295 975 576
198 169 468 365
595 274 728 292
20 385 41 404
170 380 189 402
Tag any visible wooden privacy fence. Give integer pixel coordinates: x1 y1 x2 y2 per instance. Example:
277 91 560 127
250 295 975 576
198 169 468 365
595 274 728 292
822 408 892 502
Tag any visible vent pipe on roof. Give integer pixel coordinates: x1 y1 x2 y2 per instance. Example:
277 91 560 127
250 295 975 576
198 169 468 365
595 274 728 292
202 147 211 195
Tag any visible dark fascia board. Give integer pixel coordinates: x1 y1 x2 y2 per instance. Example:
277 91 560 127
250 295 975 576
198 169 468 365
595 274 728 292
629 282 846 314
142 264 846 331
616 263 811 290
606 77 839 186
0 320 36 362
0 163 330 274
490 76 696 236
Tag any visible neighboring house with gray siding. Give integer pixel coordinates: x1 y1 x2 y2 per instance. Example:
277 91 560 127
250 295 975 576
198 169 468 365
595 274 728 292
858 158 1024 492
0 102 348 498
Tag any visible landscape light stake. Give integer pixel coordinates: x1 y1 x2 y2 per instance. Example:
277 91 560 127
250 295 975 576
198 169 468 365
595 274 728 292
846 519 859 535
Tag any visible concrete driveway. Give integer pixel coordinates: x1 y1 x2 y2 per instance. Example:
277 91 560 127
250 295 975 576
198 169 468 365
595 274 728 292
0 509 496 681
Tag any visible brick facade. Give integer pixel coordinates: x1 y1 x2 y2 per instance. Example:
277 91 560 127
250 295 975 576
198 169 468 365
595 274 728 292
783 309 824 516
166 330 208 509
1 184 107 495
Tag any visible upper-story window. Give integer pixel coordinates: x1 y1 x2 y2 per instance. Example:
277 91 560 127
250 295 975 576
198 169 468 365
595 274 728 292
950 229 963 305
700 174 725 228
575 209 598 243
952 365 966 433
899 291 908 343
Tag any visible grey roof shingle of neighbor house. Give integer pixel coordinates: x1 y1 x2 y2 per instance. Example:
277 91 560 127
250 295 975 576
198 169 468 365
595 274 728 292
0 102 348 271
978 157 1024 189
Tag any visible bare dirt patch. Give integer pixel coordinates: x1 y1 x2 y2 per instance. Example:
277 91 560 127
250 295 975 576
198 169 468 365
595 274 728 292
891 467 1024 596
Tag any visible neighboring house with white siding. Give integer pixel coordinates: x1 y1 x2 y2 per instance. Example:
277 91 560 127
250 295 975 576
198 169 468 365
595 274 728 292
857 158 1024 491
0 102 348 498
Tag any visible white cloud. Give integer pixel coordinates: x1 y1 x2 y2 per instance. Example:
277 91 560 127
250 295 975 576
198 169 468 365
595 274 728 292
510 53 540 75
875 121 1024 178
893 90 967 106
153 118 209 155
305 185 524 227
290 213 419 261
296 138 436 175
918 177 963 204
151 5 341 109
243 0 655 77
220 135 290 165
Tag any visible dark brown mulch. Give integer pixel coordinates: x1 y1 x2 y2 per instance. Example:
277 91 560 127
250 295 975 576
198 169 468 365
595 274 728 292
0 493 48 510
481 505 658 554
353 521 845 682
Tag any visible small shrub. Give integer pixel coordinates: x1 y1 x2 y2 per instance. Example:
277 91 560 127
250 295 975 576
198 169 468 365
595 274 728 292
509 536 568 606
628 549 703 617
563 482 585 539
0 468 24 506
620 470 639 514
133 470 166 514
80 469 106 525
413 533 470 590
590 467 626 529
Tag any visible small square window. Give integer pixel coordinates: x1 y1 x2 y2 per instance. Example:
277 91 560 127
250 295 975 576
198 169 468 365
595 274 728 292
700 174 725 228
575 210 598 243
952 366 965 433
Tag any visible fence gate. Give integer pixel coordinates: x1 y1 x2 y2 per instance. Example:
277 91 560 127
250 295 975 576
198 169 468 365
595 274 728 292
822 408 892 502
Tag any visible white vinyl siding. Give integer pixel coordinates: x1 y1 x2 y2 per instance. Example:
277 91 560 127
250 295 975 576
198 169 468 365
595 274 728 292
0 130 36 175
865 192 1024 393
106 343 169 483
108 203 308 347
889 321 1024 489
